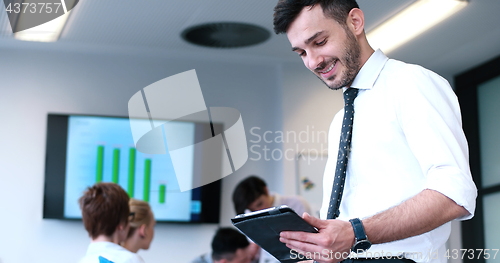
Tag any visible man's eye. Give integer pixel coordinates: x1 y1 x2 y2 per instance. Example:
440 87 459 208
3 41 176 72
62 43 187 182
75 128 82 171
298 51 306 57
316 39 326 45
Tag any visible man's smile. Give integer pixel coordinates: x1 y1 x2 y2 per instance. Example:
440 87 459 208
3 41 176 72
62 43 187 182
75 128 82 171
318 59 338 79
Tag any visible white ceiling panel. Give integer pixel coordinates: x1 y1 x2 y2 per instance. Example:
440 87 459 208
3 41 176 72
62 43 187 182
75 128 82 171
358 0 417 32
1 0 500 78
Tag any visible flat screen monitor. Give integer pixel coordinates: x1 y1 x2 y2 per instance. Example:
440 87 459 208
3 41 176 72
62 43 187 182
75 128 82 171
43 114 221 223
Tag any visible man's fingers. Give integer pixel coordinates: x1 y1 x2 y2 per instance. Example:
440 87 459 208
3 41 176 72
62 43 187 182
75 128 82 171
303 212 326 228
280 230 318 244
280 236 322 255
279 215 328 243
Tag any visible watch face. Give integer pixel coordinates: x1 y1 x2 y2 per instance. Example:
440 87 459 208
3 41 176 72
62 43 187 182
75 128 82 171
353 240 371 253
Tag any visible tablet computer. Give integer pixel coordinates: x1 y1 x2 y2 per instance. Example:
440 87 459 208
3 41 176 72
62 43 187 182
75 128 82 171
231 205 318 262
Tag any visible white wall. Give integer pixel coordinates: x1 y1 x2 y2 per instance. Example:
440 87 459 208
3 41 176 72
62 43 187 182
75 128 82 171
280 62 344 197
0 45 283 263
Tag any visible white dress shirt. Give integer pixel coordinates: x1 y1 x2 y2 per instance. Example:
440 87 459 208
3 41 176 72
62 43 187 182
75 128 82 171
319 50 477 263
273 193 312 217
79 241 145 263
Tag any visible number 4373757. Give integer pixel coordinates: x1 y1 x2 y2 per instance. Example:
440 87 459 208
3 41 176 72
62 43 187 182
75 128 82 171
445 249 499 260
5 3 63 14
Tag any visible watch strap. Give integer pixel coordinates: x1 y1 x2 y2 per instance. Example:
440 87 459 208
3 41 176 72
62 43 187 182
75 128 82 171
349 218 367 241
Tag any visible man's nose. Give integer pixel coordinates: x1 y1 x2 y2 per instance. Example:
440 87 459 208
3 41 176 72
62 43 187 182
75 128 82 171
307 50 324 71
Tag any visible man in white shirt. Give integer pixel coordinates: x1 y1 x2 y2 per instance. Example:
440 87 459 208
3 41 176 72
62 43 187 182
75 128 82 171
272 1 477 263
79 183 145 263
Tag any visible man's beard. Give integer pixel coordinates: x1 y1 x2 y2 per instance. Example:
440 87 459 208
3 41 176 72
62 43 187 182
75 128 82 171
315 29 361 90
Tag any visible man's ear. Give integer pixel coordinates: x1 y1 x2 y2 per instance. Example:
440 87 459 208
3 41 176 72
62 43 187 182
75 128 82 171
117 221 126 231
347 8 365 36
264 186 270 196
139 224 147 238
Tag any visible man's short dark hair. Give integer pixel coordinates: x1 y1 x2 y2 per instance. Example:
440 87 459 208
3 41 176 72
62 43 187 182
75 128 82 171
212 228 250 262
79 183 130 239
273 0 359 34
232 175 267 214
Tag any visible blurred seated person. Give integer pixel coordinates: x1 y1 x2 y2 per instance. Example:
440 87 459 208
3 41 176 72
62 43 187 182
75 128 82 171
123 199 156 257
192 228 253 263
78 183 145 263
232 176 312 263
232 175 312 216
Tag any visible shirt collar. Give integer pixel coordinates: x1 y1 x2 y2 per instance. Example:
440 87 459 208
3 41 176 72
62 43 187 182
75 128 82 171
87 241 123 255
344 49 388 91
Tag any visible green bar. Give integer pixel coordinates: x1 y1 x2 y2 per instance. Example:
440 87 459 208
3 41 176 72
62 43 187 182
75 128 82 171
143 159 151 202
159 184 166 204
128 148 136 197
112 149 120 184
96 146 104 183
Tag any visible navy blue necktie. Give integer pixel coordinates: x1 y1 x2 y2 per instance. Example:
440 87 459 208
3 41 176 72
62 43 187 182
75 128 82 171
326 88 358 219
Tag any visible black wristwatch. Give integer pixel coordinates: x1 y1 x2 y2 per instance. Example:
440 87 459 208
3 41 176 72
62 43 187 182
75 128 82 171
349 218 371 253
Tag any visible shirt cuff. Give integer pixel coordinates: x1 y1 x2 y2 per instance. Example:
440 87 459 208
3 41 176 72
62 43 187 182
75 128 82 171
425 166 477 220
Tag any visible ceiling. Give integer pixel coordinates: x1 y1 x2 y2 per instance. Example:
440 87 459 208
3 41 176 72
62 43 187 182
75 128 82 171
1 0 500 80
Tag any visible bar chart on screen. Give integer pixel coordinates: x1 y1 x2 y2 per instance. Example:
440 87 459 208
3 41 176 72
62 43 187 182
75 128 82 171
63 115 196 221
94 145 167 204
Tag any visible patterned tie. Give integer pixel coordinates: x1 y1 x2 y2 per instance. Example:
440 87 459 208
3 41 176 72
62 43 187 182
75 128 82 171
326 88 358 219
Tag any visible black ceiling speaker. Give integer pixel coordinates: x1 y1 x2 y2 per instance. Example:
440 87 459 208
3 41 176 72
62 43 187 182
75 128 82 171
182 22 270 48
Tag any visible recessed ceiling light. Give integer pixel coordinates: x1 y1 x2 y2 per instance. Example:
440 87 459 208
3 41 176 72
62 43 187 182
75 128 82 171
9 0 78 42
182 22 270 48
367 0 468 53
14 11 70 42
